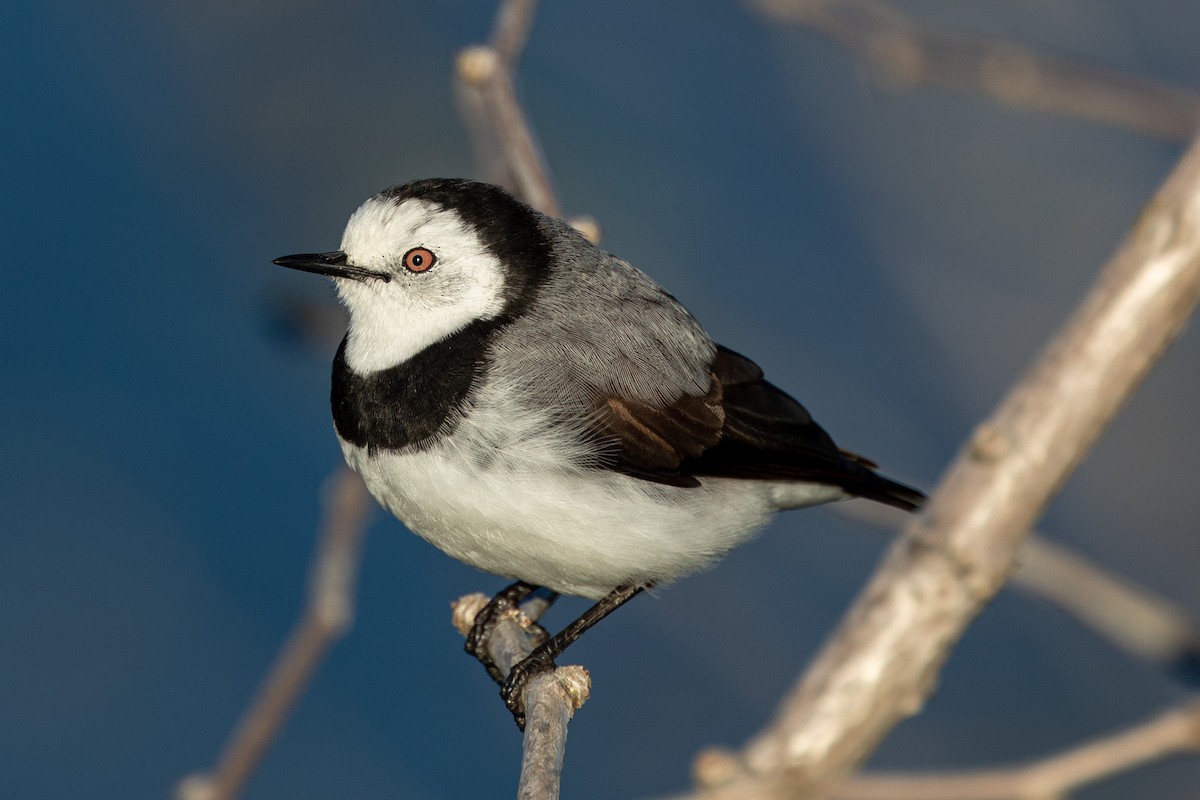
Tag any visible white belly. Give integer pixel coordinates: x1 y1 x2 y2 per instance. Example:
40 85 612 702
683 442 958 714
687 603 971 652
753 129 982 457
341 438 800 599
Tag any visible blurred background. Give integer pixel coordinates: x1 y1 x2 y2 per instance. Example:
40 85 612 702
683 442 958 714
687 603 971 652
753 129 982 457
2 1 1198 798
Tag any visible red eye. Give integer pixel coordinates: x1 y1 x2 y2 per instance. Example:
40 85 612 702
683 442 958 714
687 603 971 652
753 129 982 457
403 247 436 273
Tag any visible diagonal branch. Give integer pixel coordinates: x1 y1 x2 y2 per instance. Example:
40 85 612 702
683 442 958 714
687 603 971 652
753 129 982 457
490 0 539 66
456 0 561 218
1017 534 1200 677
833 503 1200 680
696 128 1200 798
689 697 1200 800
176 466 373 800
751 0 1200 141
831 697 1200 800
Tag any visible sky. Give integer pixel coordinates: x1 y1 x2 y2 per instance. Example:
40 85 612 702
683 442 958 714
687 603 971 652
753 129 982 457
2 1 1199 798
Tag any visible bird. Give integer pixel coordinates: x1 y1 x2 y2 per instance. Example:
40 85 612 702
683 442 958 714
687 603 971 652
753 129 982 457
274 178 924 728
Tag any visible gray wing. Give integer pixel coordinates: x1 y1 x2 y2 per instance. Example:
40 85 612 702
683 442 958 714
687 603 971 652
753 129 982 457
494 225 923 510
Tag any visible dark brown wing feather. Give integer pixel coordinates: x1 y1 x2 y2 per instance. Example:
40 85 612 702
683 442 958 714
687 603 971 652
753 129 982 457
595 345 924 510
595 375 723 488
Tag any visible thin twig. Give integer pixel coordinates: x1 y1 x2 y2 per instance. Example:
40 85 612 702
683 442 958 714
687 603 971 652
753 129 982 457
697 129 1200 798
689 698 1200 800
517 669 590 800
490 0 539 66
830 698 1200 800
1018 535 1200 673
833 502 1200 676
751 0 1200 140
456 0 560 217
451 594 590 800
176 467 373 800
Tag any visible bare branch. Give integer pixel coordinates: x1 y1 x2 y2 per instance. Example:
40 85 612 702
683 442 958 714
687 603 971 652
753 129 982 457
490 0 539 67
751 0 1200 140
451 594 591 800
687 699 1200 800
831 698 1200 800
1018 535 1200 672
833 502 1200 676
517 669 590 800
697 130 1200 798
456 0 560 218
177 466 373 800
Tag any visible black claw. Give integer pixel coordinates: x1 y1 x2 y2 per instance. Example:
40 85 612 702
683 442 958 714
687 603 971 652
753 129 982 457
466 582 647 731
501 652 558 731
464 582 546 686
465 620 507 686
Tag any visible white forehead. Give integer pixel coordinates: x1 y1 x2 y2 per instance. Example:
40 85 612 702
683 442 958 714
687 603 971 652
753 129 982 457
339 195 483 265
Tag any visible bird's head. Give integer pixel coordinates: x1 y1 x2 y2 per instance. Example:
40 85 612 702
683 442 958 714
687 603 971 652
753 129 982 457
274 179 553 372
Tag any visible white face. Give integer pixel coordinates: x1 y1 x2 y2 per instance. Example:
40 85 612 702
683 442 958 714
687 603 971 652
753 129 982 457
334 196 508 373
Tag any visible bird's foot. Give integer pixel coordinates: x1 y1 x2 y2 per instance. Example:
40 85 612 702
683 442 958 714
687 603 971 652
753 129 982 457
501 650 558 731
464 583 548 686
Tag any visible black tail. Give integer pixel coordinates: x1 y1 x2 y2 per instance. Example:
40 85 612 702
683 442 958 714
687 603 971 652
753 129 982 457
837 456 926 512
864 474 926 512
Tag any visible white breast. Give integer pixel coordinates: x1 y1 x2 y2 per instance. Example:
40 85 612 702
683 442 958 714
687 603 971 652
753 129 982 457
338 416 782 599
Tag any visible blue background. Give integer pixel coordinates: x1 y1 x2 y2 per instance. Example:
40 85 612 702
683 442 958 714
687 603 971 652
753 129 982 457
2 1 1198 798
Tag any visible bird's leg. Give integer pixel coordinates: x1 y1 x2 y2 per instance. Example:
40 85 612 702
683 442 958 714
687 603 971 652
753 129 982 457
501 583 647 730
465 581 555 685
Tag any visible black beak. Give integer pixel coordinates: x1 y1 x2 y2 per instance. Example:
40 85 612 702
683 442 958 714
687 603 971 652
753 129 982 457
272 251 392 282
